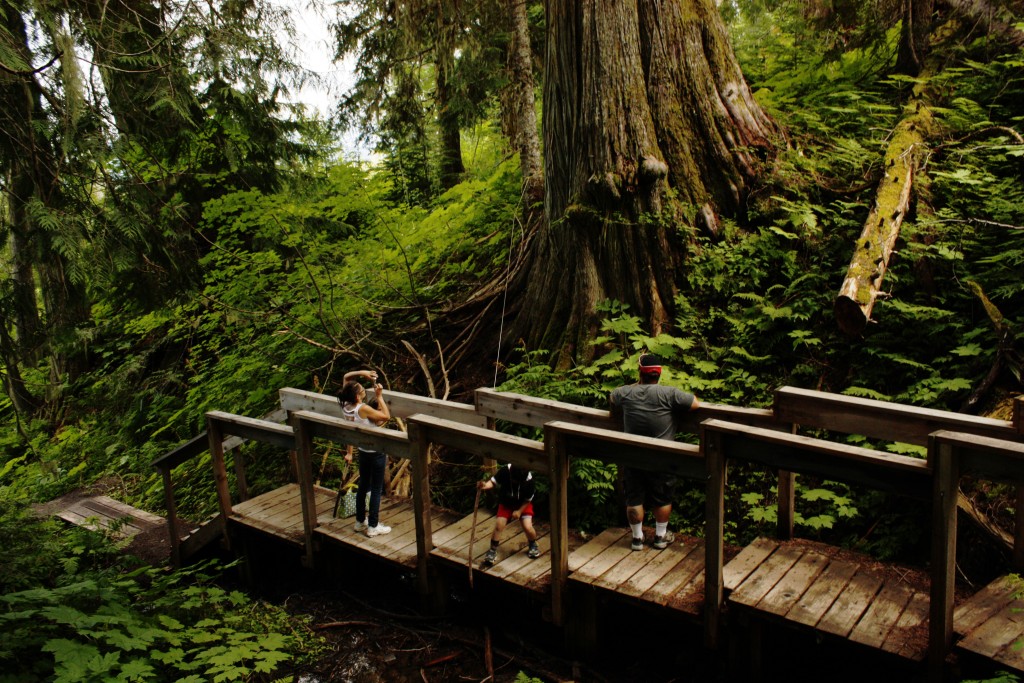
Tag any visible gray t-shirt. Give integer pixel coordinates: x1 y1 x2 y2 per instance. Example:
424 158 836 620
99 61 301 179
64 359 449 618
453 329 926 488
609 383 695 441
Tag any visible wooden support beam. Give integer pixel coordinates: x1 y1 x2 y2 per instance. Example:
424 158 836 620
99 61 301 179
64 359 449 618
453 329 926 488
1015 395 1024 436
161 467 182 567
703 425 726 650
406 421 435 602
290 415 320 569
928 435 958 681
544 425 570 627
207 418 232 549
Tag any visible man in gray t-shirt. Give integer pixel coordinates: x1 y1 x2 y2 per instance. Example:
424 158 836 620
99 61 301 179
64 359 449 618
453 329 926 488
609 354 700 551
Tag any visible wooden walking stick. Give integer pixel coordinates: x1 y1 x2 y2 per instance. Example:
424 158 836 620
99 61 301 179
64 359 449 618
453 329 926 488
468 485 481 588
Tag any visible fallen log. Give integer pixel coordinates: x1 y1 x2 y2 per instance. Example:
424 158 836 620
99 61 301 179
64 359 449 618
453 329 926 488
835 100 934 335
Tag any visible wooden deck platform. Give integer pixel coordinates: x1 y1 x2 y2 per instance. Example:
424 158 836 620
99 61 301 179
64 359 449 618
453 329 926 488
225 485 1024 672
55 495 165 539
954 574 1024 672
724 537 930 661
569 528 707 616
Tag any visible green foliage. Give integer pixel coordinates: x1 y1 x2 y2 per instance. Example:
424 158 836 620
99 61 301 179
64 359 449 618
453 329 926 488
0 506 323 683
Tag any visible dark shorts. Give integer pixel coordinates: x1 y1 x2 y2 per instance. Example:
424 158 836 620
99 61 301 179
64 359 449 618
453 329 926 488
623 468 676 508
496 502 534 519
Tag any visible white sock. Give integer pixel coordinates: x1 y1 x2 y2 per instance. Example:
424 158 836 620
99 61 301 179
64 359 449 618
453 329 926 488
630 522 643 539
655 522 668 537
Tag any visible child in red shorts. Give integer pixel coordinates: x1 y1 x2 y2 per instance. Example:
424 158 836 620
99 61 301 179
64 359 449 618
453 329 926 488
477 463 540 563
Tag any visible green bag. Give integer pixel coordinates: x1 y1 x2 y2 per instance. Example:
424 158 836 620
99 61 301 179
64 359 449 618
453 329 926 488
334 488 357 518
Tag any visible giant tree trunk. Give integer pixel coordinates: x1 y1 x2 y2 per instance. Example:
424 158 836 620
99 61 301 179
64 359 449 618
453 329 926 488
896 0 934 75
502 0 543 203
515 0 777 362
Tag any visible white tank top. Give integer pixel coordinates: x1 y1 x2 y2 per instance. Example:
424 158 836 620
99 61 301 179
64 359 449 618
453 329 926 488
342 403 372 428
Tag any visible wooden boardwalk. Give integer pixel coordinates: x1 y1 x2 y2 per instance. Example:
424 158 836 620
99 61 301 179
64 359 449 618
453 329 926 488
725 537 930 661
55 494 164 539
954 575 1024 672
170 384 1024 680
228 486 941 661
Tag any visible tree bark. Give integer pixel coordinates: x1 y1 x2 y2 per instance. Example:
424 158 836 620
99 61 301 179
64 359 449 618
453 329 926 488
514 0 777 362
435 5 465 189
896 0 934 75
503 0 543 203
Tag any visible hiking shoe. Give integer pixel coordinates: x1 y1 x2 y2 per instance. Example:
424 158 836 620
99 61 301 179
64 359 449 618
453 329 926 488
527 544 541 559
353 520 366 532
652 531 675 550
484 547 497 564
366 524 391 537
631 536 644 551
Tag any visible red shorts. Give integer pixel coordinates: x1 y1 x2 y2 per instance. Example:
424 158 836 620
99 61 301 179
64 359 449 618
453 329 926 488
496 502 534 520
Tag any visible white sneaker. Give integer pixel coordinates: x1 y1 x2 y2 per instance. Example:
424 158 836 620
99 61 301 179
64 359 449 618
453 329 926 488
354 521 366 532
366 524 391 537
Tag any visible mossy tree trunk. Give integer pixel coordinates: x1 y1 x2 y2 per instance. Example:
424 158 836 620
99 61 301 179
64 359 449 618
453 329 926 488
513 0 777 363
502 0 543 204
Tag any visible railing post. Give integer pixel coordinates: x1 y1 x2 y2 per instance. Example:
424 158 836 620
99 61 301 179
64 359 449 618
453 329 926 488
233 448 249 502
703 423 726 650
290 414 320 569
929 434 958 680
407 421 435 601
776 424 798 540
159 466 182 567
207 417 233 549
544 424 570 627
1015 398 1024 571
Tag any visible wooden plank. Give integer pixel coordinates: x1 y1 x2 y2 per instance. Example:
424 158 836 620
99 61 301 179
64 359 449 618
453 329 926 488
723 537 779 591
787 560 859 628
817 569 884 638
884 590 930 660
548 421 703 480
991 624 1024 672
81 496 164 524
279 387 487 427
475 388 614 430
292 411 413 460
432 510 495 547
489 535 552 586
730 543 803 607
620 541 701 598
642 542 707 607
229 512 304 543
932 430 1024 485
757 551 830 617
408 414 548 474
571 541 635 585
569 528 629 572
849 582 915 649
434 514 498 559
774 386 1019 446
954 575 1022 635
958 608 1024 659
206 410 295 449
701 419 931 499
590 545 655 592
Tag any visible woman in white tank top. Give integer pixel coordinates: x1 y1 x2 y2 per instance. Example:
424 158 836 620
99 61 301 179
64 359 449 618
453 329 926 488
339 370 392 536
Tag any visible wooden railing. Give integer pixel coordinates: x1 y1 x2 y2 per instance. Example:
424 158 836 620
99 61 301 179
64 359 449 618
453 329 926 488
153 385 1024 677
151 408 286 566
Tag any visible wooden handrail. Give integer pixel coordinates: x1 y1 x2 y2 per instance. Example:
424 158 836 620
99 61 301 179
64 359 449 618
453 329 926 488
700 417 934 652
279 387 487 427
289 410 413 460
406 413 547 474
928 430 1024 678
544 420 702 480
774 386 1021 445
